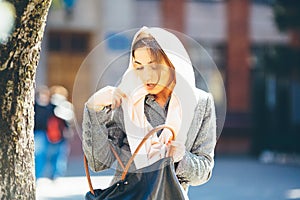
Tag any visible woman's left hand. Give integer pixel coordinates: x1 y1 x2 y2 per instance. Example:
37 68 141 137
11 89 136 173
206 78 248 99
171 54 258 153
168 141 185 163
158 129 173 144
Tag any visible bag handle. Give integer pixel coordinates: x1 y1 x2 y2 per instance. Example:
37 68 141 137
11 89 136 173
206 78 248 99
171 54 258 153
84 156 95 195
84 124 175 194
83 145 125 195
121 124 175 179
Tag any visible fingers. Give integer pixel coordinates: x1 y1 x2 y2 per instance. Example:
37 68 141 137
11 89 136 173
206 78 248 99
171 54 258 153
158 129 173 144
170 140 185 148
149 143 164 159
168 141 185 162
111 88 126 110
86 86 115 108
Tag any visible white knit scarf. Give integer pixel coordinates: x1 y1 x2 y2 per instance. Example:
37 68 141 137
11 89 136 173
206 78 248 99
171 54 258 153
116 27 199 169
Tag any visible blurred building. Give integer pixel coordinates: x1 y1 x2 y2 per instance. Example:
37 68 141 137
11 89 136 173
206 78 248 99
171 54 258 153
37 0 293 156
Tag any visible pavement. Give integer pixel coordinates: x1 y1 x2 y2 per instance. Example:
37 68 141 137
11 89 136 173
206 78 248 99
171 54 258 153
36 155 300 200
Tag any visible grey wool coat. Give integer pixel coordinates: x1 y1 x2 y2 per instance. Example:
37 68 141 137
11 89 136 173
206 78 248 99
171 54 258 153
82 88 217 191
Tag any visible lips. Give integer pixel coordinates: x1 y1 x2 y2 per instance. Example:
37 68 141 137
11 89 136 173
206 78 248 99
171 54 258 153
146 83 156 90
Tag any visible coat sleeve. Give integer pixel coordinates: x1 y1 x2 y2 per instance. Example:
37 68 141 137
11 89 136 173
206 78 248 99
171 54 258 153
175 93 217 186
82 105 125 172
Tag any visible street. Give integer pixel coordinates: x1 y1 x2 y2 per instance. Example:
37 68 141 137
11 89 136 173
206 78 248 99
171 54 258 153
37 155 300 200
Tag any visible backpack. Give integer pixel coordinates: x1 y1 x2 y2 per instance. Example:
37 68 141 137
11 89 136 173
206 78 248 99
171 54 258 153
47 115 65 143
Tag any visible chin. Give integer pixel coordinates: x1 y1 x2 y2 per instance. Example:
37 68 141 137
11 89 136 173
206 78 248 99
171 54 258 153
144 85 164 95
147 89 163 95
146 90 157 95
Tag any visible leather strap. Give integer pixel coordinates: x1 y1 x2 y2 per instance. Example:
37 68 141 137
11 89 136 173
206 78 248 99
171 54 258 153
121 125 175 179
84 156 95 195
83 145 125 195
84 124 175 194
109 144 125 171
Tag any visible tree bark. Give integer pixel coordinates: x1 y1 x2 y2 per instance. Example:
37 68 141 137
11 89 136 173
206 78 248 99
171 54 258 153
0 0 52 199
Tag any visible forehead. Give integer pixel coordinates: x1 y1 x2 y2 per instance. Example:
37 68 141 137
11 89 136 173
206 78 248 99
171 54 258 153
133 47 154 63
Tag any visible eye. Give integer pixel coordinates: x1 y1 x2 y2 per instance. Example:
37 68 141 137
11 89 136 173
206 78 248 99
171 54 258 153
151 65 159 70
136 66 144 71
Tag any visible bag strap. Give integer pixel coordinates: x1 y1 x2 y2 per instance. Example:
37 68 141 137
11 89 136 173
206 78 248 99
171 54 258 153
83 145 125 195
84 156 95 195
121 124 175 179
109 144 126 170
84 124 175 194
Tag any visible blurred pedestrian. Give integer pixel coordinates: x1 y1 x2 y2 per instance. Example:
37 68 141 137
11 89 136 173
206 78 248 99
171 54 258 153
46 85 74 180
34 85 53 179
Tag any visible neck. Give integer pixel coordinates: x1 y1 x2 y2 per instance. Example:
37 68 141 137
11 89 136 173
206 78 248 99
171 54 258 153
155 81 175 107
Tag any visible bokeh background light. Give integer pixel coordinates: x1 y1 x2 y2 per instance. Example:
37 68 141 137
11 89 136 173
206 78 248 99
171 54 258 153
0 0 15 43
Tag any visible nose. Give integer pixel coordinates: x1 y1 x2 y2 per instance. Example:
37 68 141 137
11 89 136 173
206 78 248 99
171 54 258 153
143 66 154 82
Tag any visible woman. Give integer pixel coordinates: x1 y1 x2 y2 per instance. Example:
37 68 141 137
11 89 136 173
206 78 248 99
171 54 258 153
82 27 217 198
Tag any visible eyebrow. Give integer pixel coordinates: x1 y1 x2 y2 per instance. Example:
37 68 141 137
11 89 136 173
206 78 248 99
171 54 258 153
134 60 154 65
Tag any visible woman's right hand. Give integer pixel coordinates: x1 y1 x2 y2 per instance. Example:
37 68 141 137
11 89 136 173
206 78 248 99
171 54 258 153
86 86 125 111
111 88 126 110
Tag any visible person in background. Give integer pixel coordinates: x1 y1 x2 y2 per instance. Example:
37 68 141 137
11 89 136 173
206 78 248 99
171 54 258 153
34 85 53 179
46 85 74 180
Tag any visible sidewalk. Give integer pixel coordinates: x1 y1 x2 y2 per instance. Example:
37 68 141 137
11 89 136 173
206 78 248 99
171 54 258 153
36 176 112 200
37 155 300 200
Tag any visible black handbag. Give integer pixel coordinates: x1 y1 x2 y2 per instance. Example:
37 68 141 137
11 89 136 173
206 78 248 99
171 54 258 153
84 125 185 200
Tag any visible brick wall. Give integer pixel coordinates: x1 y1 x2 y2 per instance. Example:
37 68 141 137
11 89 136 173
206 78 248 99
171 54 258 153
226 0 251 113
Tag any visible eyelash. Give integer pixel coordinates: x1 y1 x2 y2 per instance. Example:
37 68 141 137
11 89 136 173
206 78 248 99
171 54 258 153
135 65 158 71
136 66 144 70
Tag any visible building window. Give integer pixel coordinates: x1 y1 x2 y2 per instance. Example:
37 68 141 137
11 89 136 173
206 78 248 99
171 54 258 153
48 31 90 53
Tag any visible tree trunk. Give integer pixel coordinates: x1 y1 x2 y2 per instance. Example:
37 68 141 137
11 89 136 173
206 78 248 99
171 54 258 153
0 0 52 199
